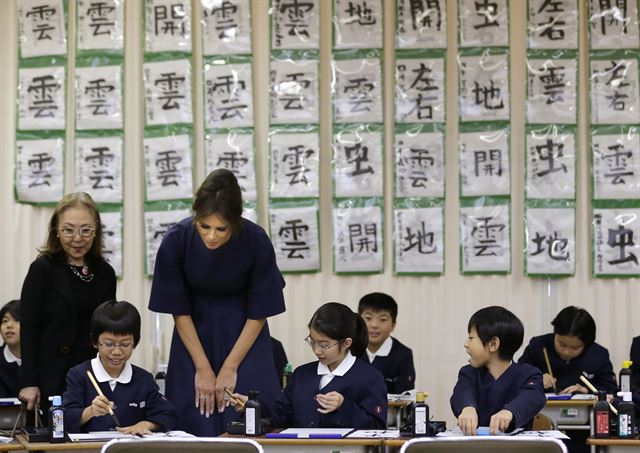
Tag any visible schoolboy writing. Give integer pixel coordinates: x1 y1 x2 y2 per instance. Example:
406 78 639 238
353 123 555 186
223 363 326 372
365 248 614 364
63 300 177 434
450 306 545 435
357 292 415 394
232 302 387 429
0 300 21 397
519 306 617 395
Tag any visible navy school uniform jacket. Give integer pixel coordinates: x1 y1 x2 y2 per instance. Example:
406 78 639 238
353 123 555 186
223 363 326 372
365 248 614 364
359 337 415 394
630 336 640 416
63 360 177 433
0 345 20 397
519 333 617 394
450 363 546 431
268 358 387 429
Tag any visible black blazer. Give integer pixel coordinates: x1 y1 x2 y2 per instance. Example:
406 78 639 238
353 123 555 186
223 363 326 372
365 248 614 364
20 255 116 398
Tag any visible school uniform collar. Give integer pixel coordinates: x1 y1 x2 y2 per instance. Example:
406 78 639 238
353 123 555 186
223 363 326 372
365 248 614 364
317 351 356 377
366 336 393 362
3 346 21 366
91 354 132 390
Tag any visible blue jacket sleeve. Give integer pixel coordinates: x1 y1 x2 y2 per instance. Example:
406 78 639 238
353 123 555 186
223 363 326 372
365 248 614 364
393 347 416 394
503 368 546 429
450 366 478 417
325 372 387 429
593 349 617 394
269 371 295 428
142 374 177 431
62 366 90 433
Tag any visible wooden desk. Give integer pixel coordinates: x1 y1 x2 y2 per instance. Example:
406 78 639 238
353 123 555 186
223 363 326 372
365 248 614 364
16 435 103 453
587 437 640 453
0 442 23 452
222 433 383 452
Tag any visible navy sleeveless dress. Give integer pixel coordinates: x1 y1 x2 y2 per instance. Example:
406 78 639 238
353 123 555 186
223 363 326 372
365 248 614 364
149 217 286 436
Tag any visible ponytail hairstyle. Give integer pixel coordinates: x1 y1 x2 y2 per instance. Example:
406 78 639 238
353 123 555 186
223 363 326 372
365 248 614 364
308 302 369 357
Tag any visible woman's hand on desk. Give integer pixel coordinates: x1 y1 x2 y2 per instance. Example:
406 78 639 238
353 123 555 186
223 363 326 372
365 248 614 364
117 421 157 436
315 391 344 414
559 384 587 395
458 406 478 436
194 366 216 418
543 374 557 390
19 386 41 411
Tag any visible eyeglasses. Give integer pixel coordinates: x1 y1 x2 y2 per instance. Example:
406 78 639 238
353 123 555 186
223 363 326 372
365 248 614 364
59 227 96 238
304 336 344 351
98 341 134 351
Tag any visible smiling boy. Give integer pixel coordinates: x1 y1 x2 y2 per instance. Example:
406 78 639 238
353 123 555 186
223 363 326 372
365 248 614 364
450 306 545 435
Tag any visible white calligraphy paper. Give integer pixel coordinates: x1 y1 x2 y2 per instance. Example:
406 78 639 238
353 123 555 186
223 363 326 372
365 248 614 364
394 206 444 274
526 127 576 199
77 0 124 51
75 135 123 203
270 131 320 198
527 56 577 124
333 202 383 273
333 0 382 49
333 57 383 124
100 210 123 278
458 0 508 47
18 66 66 130
528 0 578 49
526 207 575 275
144 207 190 275
271 0 319 50
396 56 445 123
203 61 254 128
15 137 64 203
144 134 193 201
592 130 640 199
593 208 640 276
589 0 640 50
270 58 319 124
396 0 446 49
459 53 510 122
334 128 383 197
395 129 444 198
459 128 510 196
204 131 257 201
202 0 251 55
18 0 67 58
269 204 320 272
75 65 123 130
460 204 511 273
145 0 192 53
143 59 193 126
590 58 640 124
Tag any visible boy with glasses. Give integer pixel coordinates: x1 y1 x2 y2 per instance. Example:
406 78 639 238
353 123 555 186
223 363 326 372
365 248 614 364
63 300 176 434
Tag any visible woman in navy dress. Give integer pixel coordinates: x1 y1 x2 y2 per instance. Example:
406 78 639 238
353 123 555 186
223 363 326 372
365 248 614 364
149 169 286 436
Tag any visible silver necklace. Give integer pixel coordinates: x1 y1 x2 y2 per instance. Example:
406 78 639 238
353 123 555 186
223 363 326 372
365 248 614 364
69 264 94 282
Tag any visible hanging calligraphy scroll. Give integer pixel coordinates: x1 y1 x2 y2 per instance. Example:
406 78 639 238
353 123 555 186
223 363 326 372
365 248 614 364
460 199 511 274
394 123 445 199
396 0 446 49
333 198 383 274
271 0 320 50
269 126 320 198
143 57 193 126
145 0 192 53
458 0 508 48
75 131 123 204
333 123 383 198
270 52 319 124
269 200 320 273
458 49 510 122
525 124 576 200
459 122 510 197
588 0 640 50
243 202 258 224
593 206 640 277
77 0 124 52
18 0 67 58
203 56 254 129
525 203 576 277
526 50 577 124
592 125 640 200
393 198 444 275
332 49 383 124
590 51 640 125
18 60 66 131
528 0 578 50
333 0 382 49
201 0 251 56
75 57 123 130
15 131 65 204
144 127 194 202
205 129 257 201
144 201 190 276
100 206 124 278
396 49 446 124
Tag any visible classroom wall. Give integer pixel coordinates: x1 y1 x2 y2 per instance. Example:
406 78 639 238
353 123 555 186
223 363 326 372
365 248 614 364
0 0 637 427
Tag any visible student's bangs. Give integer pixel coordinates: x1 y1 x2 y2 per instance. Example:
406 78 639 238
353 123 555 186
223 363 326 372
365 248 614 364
90 300 141 346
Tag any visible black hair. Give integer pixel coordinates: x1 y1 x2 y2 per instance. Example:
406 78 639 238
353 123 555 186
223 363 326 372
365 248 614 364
468 306 524 361
551 306 596 347
308 302 368 357
357 292 398 322
0 300 20 323
192 169 243 235
90 300 141 347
